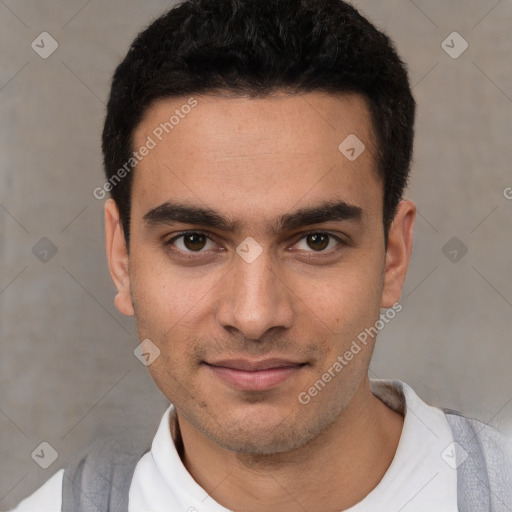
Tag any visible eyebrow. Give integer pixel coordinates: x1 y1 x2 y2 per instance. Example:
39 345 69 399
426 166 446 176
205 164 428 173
142 199 364 234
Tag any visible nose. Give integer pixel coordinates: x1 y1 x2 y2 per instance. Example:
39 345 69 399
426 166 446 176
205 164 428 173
214 246 294 341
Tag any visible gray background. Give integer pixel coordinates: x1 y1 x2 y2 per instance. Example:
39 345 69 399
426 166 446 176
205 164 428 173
1 0 511 508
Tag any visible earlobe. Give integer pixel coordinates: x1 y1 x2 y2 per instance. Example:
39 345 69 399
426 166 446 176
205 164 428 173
381 200 416 309
104 199 135 316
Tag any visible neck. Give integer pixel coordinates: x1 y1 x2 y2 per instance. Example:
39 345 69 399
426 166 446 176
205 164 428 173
173 378 403 512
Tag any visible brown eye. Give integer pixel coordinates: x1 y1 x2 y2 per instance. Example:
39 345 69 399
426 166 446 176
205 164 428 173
166 231 216 254
306 233 330 251
294 232 343 253
183 233 207 251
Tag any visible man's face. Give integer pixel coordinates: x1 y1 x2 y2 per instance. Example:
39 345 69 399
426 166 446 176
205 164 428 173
107 92 406 454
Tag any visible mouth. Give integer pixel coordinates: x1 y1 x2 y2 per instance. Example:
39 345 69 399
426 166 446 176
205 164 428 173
204 358 307 391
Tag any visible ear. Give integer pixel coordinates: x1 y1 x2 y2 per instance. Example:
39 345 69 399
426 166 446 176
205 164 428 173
381 200 416 308
105 198 134 316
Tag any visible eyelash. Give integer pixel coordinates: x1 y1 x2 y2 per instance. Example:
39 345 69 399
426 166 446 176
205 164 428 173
164 230 346 259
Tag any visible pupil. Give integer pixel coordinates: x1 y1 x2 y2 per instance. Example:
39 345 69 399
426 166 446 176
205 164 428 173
185 234 206 251
308 234 328 251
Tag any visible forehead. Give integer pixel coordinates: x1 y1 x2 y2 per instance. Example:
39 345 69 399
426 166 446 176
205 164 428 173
130 92 382 232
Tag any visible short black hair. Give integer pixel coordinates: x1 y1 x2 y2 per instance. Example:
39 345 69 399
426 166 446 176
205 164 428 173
102 0 416 248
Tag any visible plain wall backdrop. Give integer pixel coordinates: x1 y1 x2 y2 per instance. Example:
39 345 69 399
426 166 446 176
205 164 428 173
1 0 511 508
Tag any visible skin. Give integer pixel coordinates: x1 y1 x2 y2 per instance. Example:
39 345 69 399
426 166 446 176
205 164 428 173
105 91 416 511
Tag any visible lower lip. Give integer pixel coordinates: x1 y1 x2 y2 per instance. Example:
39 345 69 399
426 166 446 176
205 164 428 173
206 364 303 391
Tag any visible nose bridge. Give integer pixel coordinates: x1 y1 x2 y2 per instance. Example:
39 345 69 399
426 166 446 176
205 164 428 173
236 248 275 300
215 245 293 339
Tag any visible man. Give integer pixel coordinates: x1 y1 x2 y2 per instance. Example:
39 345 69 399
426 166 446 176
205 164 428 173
10 0 512 511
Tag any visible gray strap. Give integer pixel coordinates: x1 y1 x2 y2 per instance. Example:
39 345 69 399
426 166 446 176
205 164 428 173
444 410 492 512
61 427 153 512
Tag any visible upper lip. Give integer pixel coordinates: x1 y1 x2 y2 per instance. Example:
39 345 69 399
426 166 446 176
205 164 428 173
205 358 306 371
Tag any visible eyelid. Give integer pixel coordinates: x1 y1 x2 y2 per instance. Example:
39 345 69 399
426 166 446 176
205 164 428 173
164 230 220 258
290 231 345 252
164 229 347 256
164 230 219 245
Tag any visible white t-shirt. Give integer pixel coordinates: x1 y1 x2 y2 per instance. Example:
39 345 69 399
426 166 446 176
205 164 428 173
8 380 459 512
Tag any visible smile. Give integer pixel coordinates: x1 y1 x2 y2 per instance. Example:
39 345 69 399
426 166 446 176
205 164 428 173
204 359 307 391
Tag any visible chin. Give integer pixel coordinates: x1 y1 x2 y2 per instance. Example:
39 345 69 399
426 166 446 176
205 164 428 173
196 409 328 456
209 427 310 455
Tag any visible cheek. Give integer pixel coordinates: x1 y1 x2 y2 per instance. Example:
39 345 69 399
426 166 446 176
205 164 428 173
130 250 218 330
293 259 384 338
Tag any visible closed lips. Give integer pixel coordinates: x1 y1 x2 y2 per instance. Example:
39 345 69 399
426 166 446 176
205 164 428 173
205 359 307 371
